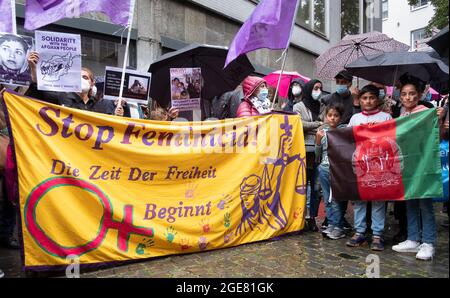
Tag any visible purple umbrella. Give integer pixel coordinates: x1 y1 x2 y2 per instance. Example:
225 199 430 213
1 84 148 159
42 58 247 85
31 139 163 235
315 31 409 80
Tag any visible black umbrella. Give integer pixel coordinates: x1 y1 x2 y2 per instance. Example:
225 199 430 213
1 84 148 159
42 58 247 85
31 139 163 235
345 51 449 92
427 25 449 58
148 44 255 108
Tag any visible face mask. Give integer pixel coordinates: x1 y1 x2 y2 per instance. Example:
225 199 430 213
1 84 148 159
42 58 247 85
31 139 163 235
312 90 322 100
379 90 386 99
81 78 91 93
91 85 97 97
336 85 348 94
292 86 302 96
257 88 269 101
393 89 400 100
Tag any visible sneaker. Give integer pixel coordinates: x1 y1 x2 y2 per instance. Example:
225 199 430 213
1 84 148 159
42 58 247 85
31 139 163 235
416 243 435 261
322 225 335 236
0 269 4 278
346 233 367 247
328 227 346 240
370 236 384 251
321 218 329 229
343 218 353 231
392 240 420 253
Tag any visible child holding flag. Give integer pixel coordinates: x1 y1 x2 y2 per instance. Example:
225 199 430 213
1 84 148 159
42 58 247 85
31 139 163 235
316 103 347 239
345 85 393 251
392 76 438 260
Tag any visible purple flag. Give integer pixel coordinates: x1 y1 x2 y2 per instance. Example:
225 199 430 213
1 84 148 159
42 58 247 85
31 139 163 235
225 0 299 68
25 0 135 30
0 0 15 33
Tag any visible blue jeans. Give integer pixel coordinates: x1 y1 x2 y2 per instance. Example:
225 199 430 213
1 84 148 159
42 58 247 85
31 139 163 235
318 166 333 224
317 166 346 228
331 200 347 229
406 198 436 245
353 201 385 236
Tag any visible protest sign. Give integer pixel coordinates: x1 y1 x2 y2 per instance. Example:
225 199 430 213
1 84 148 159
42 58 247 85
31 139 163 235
35 31 81 92
0 33 34 87
104 66 151 104
170 68 202 111
2 90 306 269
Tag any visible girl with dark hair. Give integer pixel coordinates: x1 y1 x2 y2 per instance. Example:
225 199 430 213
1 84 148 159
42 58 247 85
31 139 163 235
392 76 442 260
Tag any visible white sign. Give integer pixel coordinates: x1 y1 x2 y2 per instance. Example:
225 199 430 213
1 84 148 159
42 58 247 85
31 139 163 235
35 31 81 92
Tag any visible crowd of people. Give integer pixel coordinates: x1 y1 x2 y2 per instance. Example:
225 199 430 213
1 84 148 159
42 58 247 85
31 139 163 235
0 48 448 277
234 69 449 260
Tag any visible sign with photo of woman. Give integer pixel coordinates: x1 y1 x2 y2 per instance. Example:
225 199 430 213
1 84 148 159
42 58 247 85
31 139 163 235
170 67 202 111
0 33 34 87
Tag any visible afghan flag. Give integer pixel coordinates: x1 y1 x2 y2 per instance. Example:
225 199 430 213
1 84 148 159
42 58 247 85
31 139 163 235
328 109 443 201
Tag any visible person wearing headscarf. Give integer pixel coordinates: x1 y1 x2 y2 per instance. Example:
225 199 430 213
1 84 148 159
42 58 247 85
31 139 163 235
283 78 306 112
293 79 324 232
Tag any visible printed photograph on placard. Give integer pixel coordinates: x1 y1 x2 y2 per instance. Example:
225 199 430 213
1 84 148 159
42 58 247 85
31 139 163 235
103 66 151 104
170 67 202 111
0 32 34 87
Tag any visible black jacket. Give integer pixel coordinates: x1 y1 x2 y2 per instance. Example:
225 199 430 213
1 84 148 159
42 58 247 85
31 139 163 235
25 83 115 115
321 90 354 124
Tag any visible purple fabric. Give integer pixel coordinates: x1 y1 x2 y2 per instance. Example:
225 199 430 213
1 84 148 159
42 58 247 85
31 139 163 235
25 0 135 30
5 144 18 205
224 0 298 67
0 0 14 33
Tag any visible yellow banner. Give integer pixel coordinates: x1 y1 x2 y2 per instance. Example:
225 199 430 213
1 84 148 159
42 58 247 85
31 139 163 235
2 90 306 269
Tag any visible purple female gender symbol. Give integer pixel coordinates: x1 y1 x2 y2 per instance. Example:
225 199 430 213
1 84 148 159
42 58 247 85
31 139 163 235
24 176 153 258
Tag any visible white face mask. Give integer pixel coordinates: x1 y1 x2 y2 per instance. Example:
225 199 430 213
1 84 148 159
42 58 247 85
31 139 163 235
312 90 322 100
91 85 97 97
292 86 302 96
81 78 91 93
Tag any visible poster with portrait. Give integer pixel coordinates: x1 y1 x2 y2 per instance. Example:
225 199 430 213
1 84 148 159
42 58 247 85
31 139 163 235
170 67 202 111
104 66 151 104
35 31 82 92
0 32 34 87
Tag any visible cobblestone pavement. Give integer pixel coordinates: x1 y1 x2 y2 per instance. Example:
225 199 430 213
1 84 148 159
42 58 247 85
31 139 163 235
1 204 448 278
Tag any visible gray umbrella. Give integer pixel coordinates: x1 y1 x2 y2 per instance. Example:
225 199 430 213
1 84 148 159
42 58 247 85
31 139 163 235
427 25 449 59
149 43 254 108
345 51 449 92
315 31 409 80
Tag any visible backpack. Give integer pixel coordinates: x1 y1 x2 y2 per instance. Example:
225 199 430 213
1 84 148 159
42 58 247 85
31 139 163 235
210 89 243 119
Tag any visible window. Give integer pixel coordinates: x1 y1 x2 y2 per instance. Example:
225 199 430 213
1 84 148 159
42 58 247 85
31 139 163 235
296 0 328 37
297 0 311 28
313 0 326 35
411 0 429 10
411 27 430 50
382 0 388 19
341 0 360 37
